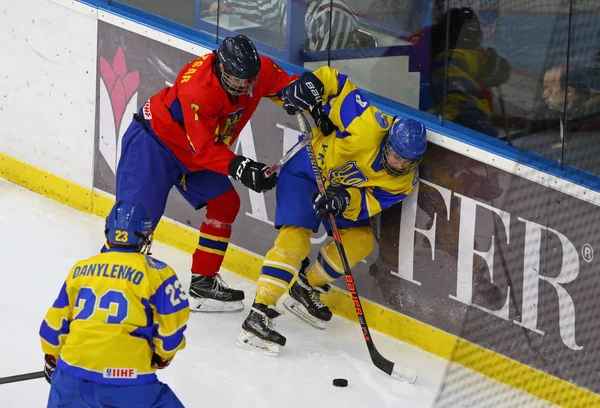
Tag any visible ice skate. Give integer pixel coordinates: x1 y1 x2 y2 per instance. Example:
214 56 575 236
283 258 332 330
237 303 286 356
188 273 245 312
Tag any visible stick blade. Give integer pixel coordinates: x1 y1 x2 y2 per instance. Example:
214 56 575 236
391 364 418 383
371 348 418 383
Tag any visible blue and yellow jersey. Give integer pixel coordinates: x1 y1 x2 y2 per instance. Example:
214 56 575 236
430 48 492 121
311 66 419 221
39 248 190 385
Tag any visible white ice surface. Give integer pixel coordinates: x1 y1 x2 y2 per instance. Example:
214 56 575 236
0 178 555 408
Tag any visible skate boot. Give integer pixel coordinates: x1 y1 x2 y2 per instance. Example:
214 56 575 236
188 273 245 312
283 257 332 329
237 303 286 356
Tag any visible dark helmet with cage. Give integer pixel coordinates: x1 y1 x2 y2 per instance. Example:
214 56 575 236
381 117 427 176
217 34 261 96
442 7 482 50
105 201 154 254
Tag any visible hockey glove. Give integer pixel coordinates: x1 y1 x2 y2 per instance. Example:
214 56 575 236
311 183 350 219
229 155 278 193
152 353 171 370
282 72 324 115
44 354 57 384
310 106 337 136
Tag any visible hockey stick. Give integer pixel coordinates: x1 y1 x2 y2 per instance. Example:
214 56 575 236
0 370 45 385
296 112 418 383
263 131 314 178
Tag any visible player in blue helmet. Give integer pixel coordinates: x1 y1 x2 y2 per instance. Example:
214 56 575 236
105 201 154 254
238 66 428 355
41 201 189 407
381 117 427 176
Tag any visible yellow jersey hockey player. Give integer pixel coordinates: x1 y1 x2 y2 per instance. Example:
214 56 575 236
237 66 427 355
40 202 189 407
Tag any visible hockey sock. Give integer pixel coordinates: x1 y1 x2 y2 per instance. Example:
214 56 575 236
192 189 240 277
306 226 374 288
255 226 312 306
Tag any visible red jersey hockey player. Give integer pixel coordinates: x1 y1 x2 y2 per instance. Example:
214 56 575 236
114 35 297 312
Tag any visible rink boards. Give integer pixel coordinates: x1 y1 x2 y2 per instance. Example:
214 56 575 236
1 1 599 406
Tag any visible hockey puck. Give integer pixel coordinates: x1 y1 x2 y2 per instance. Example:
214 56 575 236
333 378 348 387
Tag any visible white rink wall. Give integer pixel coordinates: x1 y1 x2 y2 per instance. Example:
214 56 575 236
0 0 97 189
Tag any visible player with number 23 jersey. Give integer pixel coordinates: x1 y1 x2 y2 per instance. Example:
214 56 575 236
40 202 189 407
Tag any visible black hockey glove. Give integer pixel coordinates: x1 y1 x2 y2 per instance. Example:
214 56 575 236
479 48 510 87
310 106 337 136
282 72 324 115
152 353 171 370
311 183 350 219
44 354 57 384
229 155 278 193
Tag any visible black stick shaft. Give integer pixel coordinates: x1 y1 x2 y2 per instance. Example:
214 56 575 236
0 371 45 385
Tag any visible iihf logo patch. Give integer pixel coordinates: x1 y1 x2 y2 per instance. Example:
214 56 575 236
103 368 138 379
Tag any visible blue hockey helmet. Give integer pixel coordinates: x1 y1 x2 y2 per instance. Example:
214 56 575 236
381 117 427 176
105 201 154 253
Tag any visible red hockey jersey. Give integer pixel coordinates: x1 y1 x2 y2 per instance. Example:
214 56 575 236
142 52 296 174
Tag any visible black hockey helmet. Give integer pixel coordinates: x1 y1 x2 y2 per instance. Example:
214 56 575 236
441 7 482 50
217 34 261 95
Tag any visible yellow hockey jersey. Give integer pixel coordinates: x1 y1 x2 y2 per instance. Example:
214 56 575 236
430 48 492 122
311 66 420 221
40 248 190 385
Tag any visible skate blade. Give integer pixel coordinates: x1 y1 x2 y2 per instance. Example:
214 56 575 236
190 298 244 313
282 297 327 330
236 330 280 356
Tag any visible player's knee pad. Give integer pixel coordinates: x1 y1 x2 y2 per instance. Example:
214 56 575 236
274 226 312 255
265 226 312 273
205 189 241 224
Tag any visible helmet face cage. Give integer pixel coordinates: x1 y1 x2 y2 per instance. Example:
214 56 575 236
138 231 154 255
219 69 258 96
381 138 422 176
